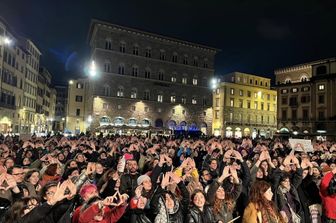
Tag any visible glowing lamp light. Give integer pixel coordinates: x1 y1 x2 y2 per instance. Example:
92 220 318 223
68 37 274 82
3 37 12 45
89 60 97 77
293 131 298 136
69 80 74 85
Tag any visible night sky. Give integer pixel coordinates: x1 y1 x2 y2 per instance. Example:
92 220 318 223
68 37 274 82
1 0 335 85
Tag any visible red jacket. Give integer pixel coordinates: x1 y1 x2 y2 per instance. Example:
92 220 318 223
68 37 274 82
320 172 336 220
79 203 127 223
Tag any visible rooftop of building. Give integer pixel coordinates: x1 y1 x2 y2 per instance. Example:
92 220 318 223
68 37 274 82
274 57 336 75
223 71 271 80
88 18 220 53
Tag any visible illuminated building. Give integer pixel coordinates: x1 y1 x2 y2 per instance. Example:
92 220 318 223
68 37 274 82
212 72 277 138
66 19 219 134
275 58 336 138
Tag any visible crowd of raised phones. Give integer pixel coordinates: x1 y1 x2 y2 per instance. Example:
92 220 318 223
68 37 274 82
0 133 335 223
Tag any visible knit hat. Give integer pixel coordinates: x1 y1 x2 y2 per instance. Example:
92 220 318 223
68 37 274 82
137 174 151 186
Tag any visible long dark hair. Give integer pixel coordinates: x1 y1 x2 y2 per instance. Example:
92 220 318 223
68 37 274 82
2 197 39 223
249 181 283 222
213 186 234 214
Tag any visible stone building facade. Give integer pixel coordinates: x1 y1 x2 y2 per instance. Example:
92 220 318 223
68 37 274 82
213 72 277 138
76 19 219 134
275 58 336 138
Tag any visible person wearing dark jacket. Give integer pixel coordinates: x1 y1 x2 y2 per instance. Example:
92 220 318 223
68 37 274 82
297 168 322 223
151 172 189 223
120 159 140 198
188 189 215 223
207 166 242 223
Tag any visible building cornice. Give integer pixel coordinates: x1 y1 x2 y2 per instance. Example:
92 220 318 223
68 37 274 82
88 19 220 54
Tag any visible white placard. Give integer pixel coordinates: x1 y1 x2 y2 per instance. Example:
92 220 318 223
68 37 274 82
289 138 314 152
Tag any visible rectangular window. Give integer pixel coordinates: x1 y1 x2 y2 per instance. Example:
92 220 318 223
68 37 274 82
302 109 309 119
230 98 234 107
215 98 219 107
282 110 287 119
131 90 137 99
172 55 178 63
193 78 198 85
171 96 176 103
239 90 243 96
192 97 197 104
318 111 325 120
261 103 264 110
230 88 234 95
182 96 187 104
76 83 83 89
282 97 288 105
281 89 288 94
171 76 176 83
267 103 270 111
215 110 219 119
318 84 325 91
292 109 297 120
75 95 83 102
157 94 163 102
254 101 258 109
216 89 220 95
247 91 251 97
267 94 270 100
247 101 251 109
229 113 233 122
159 51 165 60
318 95 325 104
239 100 243 108
254 92 258 98
76 109 80 116
120 43 126 53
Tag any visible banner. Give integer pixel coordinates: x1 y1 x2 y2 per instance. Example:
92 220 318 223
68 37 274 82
289 138 314 152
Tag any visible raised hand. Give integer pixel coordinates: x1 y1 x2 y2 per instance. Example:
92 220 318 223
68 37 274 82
218 166 231 183
170 171 182 184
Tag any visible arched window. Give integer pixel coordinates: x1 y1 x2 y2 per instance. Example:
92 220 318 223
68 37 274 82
158 69 164 81
99 116 111 126
113 117 125 126
118 63 125 75
128 118 137 126
119 41 126 53
142 119 151 127
285 78 291 84
132 65 138 77
105 38 112 50
131 88 137 99
145 68 151 79
104 60 111 72
103 84 111 97
172 52 178 63
117 86 124 97
143 90 150 100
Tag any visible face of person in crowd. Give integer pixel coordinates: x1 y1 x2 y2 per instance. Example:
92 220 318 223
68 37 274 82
263 187 273 201
246 160 252 168
23 158 31 166
330 163 336 170
23 187 29 197
260 161 268 171
241 150 248 158
165 193 175 210
202 170 212 181
23 198 39 216
193 192 205 209
5 158 14 169
100 153 107 160
142 178 152 191
272 159 278 167
96 163 104 174
56 165 62 175
76 154 85 163
28 171 40 185
44 186 57 202
58 154 65 162
70 169 80 178
69 161 78 168
137 196 148 209
209 160 217 170
280 178 291 190
312 167 320 177
115 178 121 188
284 164 291 173
127 160 138 174
165 156 173 166
302 169 309 179
256 168 264 179
25 151 33 158
12 167 25 183
216 186 225 200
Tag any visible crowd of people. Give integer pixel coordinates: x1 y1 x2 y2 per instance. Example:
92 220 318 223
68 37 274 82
0 132 335 223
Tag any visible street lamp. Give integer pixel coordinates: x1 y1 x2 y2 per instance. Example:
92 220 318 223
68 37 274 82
89 60 97 77
211 78 220 90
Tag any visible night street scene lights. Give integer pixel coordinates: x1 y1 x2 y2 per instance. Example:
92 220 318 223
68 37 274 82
89 60 97 77
211 78 220 90
0 36 12 46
